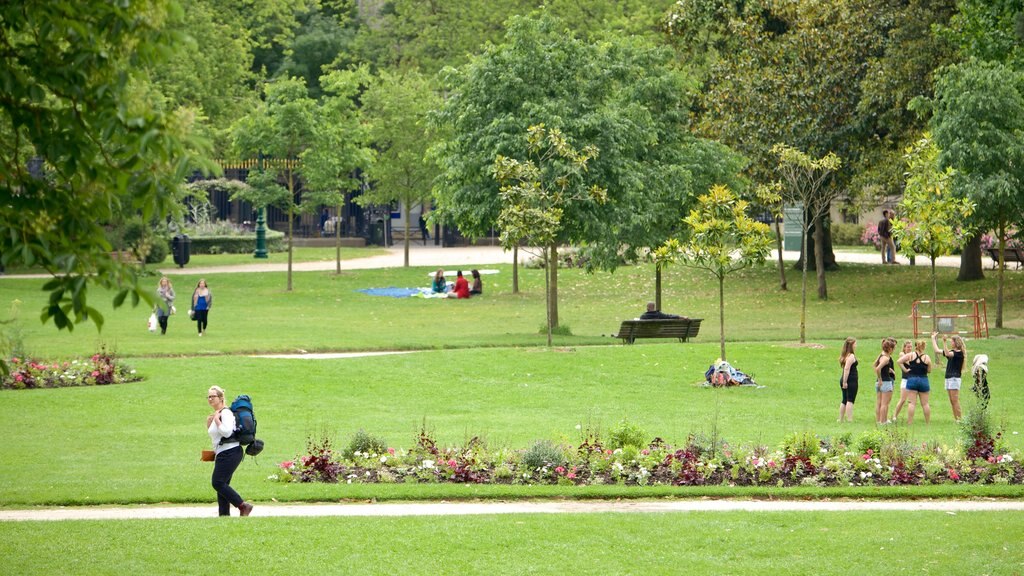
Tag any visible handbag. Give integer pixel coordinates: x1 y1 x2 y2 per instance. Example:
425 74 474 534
170 305 176 315
201 450 215 462
147 313 158 332
187 308 194 319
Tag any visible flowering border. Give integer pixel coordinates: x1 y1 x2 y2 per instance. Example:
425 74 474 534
2 349 141 390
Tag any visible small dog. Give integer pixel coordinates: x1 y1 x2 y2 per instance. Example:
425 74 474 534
971 354 990 410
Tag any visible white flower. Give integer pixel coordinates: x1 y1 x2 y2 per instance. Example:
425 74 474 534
421 460 435 469
380 455 387 463
575 424 582 430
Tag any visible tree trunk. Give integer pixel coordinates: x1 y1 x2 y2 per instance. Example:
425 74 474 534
655 263 662 311
286 170 294 292
997 222 1006 328
793 215 838 271
930 256 938 333
957 234 984 281
800 228 809 344
403 209 411 267
719 273 726 361
774 218 787 291
548 243 559 329
513 246 519 294
813 215 828 300
335 203 342 275
544 250 552 347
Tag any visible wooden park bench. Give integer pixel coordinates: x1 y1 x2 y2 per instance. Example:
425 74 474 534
614 318 703 344
987 247 1023 270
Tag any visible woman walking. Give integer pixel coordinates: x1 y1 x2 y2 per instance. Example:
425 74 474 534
898 339 932 425
192 279 212 336
932 332 966 422
838 338 858 423
155 277 175 335
206 386 253 517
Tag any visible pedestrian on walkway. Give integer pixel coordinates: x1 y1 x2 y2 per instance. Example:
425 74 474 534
155 277 175 335
206 386 253 517
192 279 212 336
878 210 897 264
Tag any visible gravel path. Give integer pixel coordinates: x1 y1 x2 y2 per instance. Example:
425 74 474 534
3 499 1024 521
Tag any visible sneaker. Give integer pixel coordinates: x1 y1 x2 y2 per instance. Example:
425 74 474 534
239 502 253 517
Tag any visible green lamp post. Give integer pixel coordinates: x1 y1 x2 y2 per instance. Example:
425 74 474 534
254 151 268 259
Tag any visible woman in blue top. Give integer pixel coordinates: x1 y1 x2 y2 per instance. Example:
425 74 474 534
431 269 448 294
191 279 213 337
932 332 966 422
838 337 858 423
897 339 932 425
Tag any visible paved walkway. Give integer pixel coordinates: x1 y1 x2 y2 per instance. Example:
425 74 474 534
3 499 1024 521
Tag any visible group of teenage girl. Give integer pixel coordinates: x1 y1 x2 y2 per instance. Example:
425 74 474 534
838 332 967 425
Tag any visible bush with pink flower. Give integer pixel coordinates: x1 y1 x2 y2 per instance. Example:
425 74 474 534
2 347 141 390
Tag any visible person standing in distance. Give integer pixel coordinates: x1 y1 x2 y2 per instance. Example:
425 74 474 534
155 277 175 335
192 279 212 336
206 386 253 517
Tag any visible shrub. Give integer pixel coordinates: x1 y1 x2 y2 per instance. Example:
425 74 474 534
861 223 881 248
831 223 865 246
2 348 141 390
522 440 566 471
608 419 648 450
343 429 388 459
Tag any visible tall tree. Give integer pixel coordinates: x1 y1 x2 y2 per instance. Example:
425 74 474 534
432 14 701 328
231 76 317 291
892 134 976 330
771 145 842 343
301 68 374 273
356 69 440 267
928 60 1024 328
656 185 772 360
493 125 607 345
0 0 215 340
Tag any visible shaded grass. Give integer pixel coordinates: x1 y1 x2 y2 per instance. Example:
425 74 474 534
2 511 1023 575
1 258 1021 358
1 342 1021 506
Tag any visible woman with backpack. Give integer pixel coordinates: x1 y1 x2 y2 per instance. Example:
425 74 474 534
206 386 253 517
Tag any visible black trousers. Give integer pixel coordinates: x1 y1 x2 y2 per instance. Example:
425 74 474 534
212 446 244 516
194 309 209 333
158 315 168 334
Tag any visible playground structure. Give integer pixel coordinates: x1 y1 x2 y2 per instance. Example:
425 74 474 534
911 299 989 339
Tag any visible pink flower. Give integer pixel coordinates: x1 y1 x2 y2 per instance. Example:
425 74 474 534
567 471 577 479
279 461 294 470
605 449 613 455
447 459 457 467
387 447 395 455
641 449 650 455
767 460 776 468
948 469 960 481
555 466 565 475
14 374 23 382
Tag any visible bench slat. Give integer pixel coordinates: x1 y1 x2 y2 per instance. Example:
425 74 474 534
615 319 703 344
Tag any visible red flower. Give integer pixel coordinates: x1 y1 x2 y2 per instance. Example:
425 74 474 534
948 469 960 481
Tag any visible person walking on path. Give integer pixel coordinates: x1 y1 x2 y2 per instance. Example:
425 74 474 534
878 210 897 264
206 386 253 517
898 340 933 425
932 332 966 422
838 338 859 422
155 277 175 335
192 279 213 336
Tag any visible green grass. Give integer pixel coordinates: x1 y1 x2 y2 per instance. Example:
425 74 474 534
1 341 1022 506
2 258 1021 358
2 512 1022 575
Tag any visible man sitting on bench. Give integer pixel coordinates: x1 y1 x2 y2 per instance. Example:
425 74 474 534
639 301 681 320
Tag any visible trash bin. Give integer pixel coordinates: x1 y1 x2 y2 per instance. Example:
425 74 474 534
172 234 191 268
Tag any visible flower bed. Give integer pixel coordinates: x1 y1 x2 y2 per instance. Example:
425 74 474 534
272 420 1023 488
2 349 141 390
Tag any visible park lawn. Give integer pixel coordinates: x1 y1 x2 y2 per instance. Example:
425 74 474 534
1 259 1021 359
2 511 1023 575
0 341 1021 506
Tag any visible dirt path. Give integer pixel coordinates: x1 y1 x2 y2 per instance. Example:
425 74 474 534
3 499 1024 521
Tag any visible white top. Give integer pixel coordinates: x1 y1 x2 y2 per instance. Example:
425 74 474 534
208 409 239 454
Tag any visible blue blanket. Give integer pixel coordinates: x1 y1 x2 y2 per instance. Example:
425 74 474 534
357 287 422 298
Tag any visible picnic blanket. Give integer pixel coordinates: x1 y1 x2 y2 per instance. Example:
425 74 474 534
357 287 448 298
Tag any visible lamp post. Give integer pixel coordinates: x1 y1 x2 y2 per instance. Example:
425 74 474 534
254 151 268 259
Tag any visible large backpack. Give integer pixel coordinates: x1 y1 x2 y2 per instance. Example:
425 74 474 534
222 394 264 456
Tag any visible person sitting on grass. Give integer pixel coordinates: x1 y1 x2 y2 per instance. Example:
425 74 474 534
639 301 680 320
469 269 483 295
431 269 448 294
449 270 471 299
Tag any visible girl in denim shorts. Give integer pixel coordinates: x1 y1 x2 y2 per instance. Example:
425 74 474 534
873 338 896 424
932 332 966 422
897 339 932 425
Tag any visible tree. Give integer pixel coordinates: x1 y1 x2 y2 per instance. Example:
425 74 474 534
432 14 700 328
301 68 374 274
0 0 215 342
656 185 772 360
231 76 317 291
771 144 842 343
493 125 607 345
356 69 440 267
755 182 787 291
928 61 1024 328
892 134 975 330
